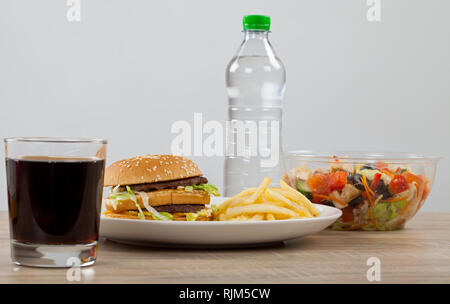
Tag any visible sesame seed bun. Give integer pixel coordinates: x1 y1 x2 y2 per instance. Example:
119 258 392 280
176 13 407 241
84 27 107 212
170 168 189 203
104 155 203 186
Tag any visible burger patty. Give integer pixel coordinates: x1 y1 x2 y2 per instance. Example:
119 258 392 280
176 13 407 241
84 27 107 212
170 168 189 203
153 204 205 213
117 176 208 192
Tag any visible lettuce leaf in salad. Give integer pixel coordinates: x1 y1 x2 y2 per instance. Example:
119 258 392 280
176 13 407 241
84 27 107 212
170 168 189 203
362 200 407 230
395 168 407 175
357 169 391 184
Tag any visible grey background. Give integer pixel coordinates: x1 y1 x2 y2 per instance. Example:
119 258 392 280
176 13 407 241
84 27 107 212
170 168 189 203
0 0 449 211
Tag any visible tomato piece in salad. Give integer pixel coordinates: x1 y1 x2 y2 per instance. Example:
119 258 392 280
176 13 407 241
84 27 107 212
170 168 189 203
389 175 409 194
370 173 382 191
311 195 324 204
306 173 330 195
328 171 348 191
341 206 354 223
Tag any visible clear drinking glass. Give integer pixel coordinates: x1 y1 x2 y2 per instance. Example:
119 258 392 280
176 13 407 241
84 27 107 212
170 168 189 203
4 137 107 267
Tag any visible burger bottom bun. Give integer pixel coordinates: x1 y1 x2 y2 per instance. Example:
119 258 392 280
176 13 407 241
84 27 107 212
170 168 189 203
103 210 212 221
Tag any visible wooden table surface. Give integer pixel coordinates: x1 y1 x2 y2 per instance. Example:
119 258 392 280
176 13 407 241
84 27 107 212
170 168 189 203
0 211 449 284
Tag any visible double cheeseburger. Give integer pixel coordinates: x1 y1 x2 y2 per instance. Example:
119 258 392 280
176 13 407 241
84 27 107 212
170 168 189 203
103 155 219 221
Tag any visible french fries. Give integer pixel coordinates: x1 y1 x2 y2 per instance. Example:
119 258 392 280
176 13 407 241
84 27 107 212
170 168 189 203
216 177 320 221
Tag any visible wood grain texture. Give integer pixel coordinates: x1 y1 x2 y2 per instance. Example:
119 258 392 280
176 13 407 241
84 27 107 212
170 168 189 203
0 211 449 284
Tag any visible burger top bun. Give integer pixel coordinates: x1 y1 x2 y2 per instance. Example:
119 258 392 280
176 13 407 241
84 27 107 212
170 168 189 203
104 155 203 186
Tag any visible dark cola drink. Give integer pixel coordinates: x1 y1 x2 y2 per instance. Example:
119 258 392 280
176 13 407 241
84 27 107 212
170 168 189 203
6 156 105 245
4 137 107 267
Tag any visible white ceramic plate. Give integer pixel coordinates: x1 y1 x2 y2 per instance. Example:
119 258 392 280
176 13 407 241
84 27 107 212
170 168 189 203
99 197 342 247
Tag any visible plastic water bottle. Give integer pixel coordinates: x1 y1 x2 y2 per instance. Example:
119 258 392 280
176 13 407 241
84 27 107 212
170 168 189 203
224 15 286 196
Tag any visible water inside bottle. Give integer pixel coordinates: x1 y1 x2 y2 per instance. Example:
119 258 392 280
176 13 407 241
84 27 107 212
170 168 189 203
225 53 285 196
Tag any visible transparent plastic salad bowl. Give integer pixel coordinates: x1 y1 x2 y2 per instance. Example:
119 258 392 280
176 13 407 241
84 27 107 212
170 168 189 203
282 151 440 231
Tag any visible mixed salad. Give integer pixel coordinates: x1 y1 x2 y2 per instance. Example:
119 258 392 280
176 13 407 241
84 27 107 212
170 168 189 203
283 158 430 230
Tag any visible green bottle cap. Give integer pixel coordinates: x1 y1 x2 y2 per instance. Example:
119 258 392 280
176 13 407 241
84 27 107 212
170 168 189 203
243 15 271 31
